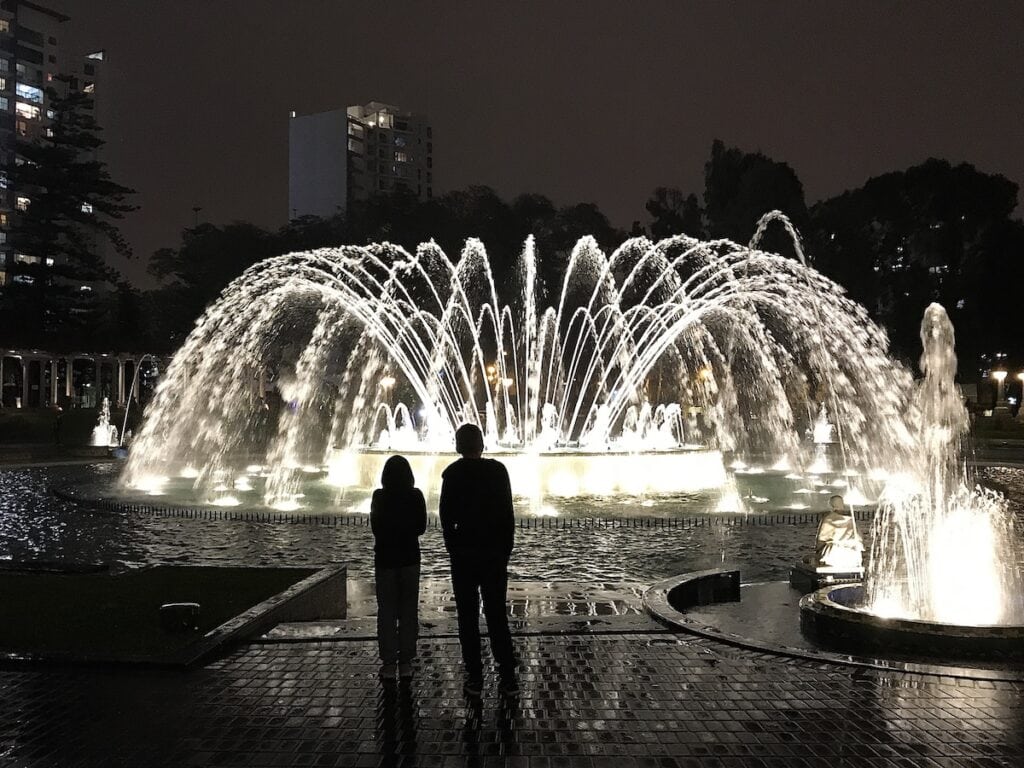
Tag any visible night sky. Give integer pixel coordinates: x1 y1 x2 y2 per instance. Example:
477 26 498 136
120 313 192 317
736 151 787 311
50 1 1024 286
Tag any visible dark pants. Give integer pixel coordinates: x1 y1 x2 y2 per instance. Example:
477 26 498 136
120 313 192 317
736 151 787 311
450 555 516 678
375 564 420 665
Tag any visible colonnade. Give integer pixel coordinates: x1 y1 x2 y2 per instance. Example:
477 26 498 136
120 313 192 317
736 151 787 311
0 350 162 409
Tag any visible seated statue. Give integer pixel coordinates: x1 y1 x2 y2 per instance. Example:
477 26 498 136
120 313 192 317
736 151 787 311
814 494 864 571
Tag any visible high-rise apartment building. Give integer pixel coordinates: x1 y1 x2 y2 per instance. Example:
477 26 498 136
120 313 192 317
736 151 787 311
289 101 433 221
0 0 106 286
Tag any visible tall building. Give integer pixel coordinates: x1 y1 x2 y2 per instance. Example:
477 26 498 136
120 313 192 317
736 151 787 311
0 0 106 287
289 101 433 221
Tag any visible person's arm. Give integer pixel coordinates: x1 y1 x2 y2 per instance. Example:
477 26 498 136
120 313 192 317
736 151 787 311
370 489 384 539
499 463 514 558
439 473 456 548
414 488 427 536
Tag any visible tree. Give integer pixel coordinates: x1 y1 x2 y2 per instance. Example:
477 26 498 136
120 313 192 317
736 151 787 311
645 187 703 239
1 75 136 349
703 139 807 249
808 159 1022 373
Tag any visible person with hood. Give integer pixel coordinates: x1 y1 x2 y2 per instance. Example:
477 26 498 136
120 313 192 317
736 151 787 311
371 454 427 681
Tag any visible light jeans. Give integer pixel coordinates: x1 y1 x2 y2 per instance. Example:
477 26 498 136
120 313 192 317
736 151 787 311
375 563 420 665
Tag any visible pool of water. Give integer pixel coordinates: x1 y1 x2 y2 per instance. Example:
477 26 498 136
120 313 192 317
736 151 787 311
0 463 845 584
2 463 1020 586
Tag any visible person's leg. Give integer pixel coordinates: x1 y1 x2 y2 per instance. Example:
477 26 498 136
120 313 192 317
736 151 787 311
479 559 516 672
375 566 400 669
397 563 420 668
450 557 483 682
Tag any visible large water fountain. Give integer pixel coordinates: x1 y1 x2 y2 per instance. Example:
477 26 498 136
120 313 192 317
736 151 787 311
110 211 1024 642
120 214 916 514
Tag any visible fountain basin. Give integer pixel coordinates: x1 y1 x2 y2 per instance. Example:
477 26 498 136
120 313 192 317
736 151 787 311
800 583 1024 660
327 446 728 498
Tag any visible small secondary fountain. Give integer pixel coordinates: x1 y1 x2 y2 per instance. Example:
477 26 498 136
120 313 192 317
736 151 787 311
119 214 917 512
802 304 1024 655
91 397 118 448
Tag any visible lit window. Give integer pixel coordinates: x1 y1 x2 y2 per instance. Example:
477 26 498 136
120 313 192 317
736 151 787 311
86 50 105 61
12 274 34 285
44 127 53 137
15 120 26 135
0 213 8 226
377 112 393 129
394 151 408 163
45 257 54 266
81 202 93 214
83 82 95 94
0 232 6 244
0 78 6 90
45 108 54 119
16 102 40 120
79 285 92 292
0 173 7 188
0 97 7 111
15 63 25 77
16 196 29 211
14 253 39 264
16 83 42 103
0 20 9 33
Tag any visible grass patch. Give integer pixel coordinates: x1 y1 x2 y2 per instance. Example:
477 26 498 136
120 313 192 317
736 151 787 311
0 566 314 661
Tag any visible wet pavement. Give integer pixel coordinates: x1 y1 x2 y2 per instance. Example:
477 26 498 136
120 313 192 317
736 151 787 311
3 627 1024 767
2 463 1024 765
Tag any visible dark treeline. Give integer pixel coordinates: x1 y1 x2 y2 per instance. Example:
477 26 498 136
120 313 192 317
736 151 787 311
3 137 1021 380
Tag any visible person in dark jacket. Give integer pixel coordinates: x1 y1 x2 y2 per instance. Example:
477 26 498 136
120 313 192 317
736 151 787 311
371 455 427 681
439 423 518 697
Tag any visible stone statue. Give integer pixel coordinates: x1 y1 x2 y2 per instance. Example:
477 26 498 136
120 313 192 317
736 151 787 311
815 495 864 571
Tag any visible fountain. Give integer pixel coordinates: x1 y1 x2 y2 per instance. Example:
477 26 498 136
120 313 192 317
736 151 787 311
801 303 1024 656
91 397 118 448
118 215 918 513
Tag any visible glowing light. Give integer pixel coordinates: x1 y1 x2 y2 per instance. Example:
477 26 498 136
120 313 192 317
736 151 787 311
211 495 241 507
180 466 200 479
535 505 559 517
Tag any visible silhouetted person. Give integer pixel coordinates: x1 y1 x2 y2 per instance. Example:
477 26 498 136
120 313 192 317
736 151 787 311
371 455 427 681
440 423 518 697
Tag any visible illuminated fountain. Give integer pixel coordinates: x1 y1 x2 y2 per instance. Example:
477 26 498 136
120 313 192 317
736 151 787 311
802 304 1024 655
91 397 119 448
120 214 916 512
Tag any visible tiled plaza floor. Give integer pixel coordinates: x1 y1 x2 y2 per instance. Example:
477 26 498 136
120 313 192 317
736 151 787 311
2 620 1024 768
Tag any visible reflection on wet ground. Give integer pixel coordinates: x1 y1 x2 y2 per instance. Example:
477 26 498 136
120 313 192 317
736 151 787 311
2 463 1024 765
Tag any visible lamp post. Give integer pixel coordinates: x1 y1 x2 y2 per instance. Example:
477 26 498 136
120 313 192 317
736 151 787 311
992 368 1008 414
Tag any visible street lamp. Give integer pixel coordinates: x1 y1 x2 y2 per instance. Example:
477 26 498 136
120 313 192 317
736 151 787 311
992 368 1008 410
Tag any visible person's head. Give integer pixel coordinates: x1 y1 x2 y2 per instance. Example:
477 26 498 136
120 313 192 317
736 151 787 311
829 494 846 513
380 454 415 490
455 423 485 458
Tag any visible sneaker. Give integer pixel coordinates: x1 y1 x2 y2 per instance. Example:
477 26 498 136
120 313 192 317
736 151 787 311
498 675 520 696
380 664 398 681
462 677 483 698
398 662 414 679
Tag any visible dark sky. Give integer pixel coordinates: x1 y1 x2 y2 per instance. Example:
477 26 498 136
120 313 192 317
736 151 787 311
50 1 1024 286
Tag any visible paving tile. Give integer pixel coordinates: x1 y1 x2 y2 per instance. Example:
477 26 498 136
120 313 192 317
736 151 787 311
1 631 1023 766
